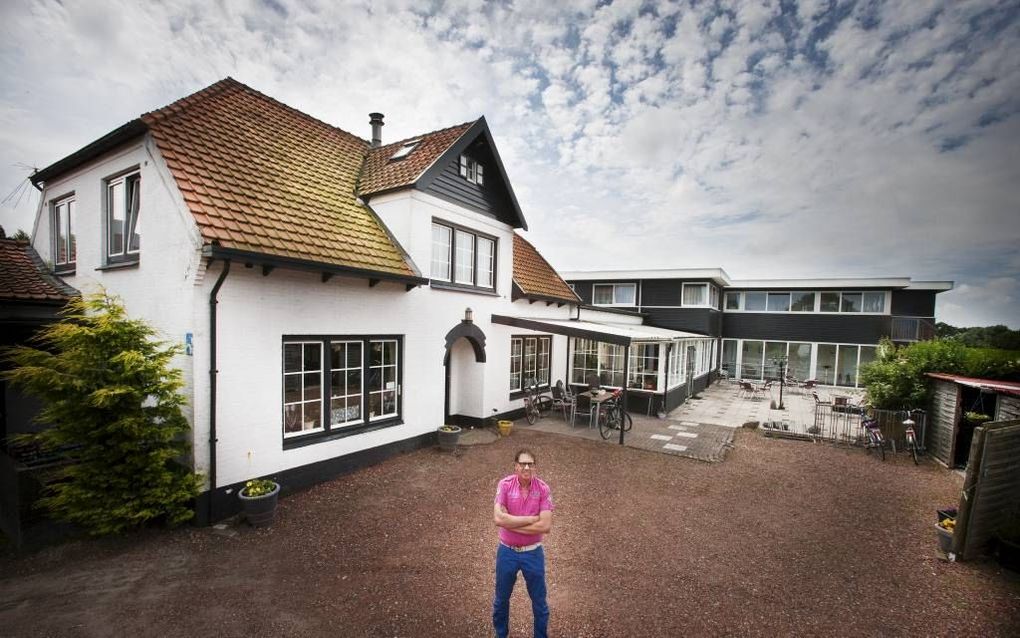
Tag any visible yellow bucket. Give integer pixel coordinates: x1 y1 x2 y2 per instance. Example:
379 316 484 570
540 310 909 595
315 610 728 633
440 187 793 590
497 420 513 437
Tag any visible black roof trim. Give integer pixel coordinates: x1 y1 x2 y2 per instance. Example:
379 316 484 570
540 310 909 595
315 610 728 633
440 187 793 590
491 314 632 346
31 120 148 187
205 246 429 288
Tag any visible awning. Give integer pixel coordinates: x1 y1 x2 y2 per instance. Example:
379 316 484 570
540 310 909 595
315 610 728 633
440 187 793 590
926 373 1020 398
490 314 709 346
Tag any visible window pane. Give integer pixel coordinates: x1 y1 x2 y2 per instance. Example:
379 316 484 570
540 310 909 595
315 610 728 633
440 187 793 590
615 284 636 305
477 237 494 288
820 292 840 312
787 343 812 380
836 345 859 387
764 342 787 379
431 224 451 280
284 343 302 373
790 292 814 312
766 293 791 312
816 344 837 385
68 200 76 262
454 230 474 284
841 293 862 313
304 400 321 430
304 343 321 371
54 202 67 264
858 346 878 381
109 181 125 255
721 340 738 376
593 285 613 305
284 404 302 433
304 373 321 400
127 175 140 253
330 343 345 369
683 284 706 305
740 340 764 379
284 375 301 403
347 343 362 368
725 292 740 310
862 292 884 313
347 370 362 395
369 341 383 366
744 292 767 311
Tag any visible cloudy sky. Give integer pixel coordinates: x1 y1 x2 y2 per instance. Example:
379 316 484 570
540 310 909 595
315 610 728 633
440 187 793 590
1 0 1017 327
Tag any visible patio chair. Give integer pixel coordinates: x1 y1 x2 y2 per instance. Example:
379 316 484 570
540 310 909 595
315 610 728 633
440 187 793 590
572 390 594 428
551 380 575 422
738 381 759 400
800 379 818 391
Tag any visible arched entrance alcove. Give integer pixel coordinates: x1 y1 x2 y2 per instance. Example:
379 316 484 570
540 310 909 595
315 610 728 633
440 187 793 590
444 321 486 424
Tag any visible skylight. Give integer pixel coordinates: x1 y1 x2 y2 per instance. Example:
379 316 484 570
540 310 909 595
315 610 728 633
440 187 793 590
390 139 420 161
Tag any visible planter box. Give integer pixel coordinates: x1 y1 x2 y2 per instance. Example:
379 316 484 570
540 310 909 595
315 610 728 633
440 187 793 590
935 524 954 554
238 482 280 528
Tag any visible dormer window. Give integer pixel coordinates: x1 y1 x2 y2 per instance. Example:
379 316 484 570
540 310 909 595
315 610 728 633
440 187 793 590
459 155 484 186
390 140 420 161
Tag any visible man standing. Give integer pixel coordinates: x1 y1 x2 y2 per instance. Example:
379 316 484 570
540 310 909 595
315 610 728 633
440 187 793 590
492 448 554 638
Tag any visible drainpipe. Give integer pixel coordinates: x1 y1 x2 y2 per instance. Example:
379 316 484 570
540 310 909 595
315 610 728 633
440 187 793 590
207 259 231 523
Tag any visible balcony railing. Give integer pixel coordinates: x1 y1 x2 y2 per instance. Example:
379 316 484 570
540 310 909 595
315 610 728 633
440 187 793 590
891 316 936 342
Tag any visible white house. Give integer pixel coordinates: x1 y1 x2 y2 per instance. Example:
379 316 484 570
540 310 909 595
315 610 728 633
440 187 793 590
27 78 714 522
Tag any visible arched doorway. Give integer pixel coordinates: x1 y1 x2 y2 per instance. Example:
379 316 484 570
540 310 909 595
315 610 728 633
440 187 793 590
443 320 487 425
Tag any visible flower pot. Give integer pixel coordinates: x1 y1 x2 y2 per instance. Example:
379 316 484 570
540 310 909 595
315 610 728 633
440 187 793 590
238 482 280 528
935 524 954 554
497 420 513 437
437 425 461 451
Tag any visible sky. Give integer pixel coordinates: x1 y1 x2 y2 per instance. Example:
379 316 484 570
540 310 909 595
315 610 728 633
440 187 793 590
1 0 1018 328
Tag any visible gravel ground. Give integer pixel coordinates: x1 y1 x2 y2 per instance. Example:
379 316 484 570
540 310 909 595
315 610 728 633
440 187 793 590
1 429 1018 637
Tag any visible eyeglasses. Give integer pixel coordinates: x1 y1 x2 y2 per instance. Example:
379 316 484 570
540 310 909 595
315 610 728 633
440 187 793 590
516 461 535 468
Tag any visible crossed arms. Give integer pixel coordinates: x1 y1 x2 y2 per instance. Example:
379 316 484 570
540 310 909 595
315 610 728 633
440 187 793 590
493 503 552 535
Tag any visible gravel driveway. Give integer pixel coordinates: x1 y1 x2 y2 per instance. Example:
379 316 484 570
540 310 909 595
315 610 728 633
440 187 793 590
1 429 1018 637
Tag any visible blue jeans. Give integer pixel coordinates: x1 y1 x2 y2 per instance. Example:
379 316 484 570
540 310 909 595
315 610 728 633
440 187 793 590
493 543 548 638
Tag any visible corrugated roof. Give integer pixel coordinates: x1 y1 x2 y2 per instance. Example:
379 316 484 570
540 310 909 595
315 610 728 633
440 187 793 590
0 239 78 303
926 373 1020 397
512 233 579 304
141 78 415 277
359 121 474 196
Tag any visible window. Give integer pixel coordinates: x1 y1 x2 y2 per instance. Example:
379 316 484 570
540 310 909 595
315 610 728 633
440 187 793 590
390 139 420 161
283 336 401 441
106 171 140 262
510 336 551 392
744 292 767 311
790 292 815 312
592 283 636 306
721 340 737 377
862 292 885 313
668 343 686 387
710 285 719 309
430 221 496 291
51 195 76 271
766 293 791 312
459 155 484 185
570 338 624 387
682 283 708 306
820 292 841 312
840 293 862 313
724 292 740 310
628 343 659 391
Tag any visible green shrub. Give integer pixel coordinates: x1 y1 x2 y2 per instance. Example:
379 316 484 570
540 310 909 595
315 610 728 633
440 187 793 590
860 338 1020 410
3 292 201 535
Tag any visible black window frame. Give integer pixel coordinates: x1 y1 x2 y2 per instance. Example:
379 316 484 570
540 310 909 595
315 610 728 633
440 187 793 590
282 334 404 449
50 191 76 274
429 219 498 294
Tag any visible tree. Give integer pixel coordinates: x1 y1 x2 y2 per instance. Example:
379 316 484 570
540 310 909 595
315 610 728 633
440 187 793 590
9 228 30 241
3 292 201 535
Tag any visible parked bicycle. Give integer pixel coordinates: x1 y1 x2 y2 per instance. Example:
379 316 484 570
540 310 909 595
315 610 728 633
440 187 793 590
597 389 633 440
861 414 886 461
902 410 922 465
522 379 553 425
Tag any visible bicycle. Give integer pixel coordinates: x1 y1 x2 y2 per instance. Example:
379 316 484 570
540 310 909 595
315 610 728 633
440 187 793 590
903 410 921 465
597 389 633 440
522 380 553 425
861 415 885 461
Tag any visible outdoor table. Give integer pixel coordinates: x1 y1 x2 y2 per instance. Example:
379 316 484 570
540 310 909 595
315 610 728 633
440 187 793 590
578 390 615 428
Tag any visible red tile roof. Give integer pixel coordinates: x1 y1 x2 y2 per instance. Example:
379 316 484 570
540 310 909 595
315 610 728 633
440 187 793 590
141 78 415 277
0 239 78 303
512 234 579 304
359 121 475 196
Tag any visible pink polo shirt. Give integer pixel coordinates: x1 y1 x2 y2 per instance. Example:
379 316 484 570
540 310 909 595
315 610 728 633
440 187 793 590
495 474 554 546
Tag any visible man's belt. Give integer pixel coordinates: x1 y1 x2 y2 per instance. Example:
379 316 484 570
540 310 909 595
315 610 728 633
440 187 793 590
501 541 542 552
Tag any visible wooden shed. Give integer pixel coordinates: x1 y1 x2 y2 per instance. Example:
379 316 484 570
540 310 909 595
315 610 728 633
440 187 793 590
926 372 1020 468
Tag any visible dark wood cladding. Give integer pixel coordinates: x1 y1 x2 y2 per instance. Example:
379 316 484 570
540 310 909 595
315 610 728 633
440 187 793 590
891 290 937 317
640 279 680 305
423 140 517 226
643 308 720 336
571 280 594 304
723 312 892 344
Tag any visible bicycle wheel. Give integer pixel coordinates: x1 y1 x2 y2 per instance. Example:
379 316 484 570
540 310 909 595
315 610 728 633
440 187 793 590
873 432 885 461
621 411 633 432
907 433 919 465
525 399 538 425
599 408 618 440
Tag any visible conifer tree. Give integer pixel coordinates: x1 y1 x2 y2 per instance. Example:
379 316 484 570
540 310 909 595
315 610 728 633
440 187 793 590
4 291 201 535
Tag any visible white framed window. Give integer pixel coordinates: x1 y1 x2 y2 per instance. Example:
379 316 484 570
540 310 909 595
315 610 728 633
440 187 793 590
510 335 551 392
106 170 140 262
668 343 685 388
592 283 636 306
459 154 484 185
430 221 496 291
724 292 740 310
790 292 815 312
728 290 885 314
744 292 767 311
628 343 660 391
570 338 625 387
51 194 76 271
682 283 709 307
710 285 719 309
284 336 402 441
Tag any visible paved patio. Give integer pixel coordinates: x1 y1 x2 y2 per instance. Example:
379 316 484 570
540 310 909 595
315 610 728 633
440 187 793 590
509 379 865 462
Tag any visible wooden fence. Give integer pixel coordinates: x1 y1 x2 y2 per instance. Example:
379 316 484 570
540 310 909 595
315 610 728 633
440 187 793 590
952 419 1020 560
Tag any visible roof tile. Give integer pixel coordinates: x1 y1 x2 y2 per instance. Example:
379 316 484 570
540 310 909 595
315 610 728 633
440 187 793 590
358 121 475 196
512 234 579 304
0 239 78 303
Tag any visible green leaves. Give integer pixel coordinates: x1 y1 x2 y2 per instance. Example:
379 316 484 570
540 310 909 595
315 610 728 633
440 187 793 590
2 290 201 536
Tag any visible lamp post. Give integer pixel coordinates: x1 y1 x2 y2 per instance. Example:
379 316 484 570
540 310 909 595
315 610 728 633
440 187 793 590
771 355 788 410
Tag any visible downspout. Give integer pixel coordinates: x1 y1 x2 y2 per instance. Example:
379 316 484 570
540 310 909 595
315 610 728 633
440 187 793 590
207 259 231 523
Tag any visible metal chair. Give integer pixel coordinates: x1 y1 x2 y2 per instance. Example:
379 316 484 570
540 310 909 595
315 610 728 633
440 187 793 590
551 381 574 422
572 388 594 428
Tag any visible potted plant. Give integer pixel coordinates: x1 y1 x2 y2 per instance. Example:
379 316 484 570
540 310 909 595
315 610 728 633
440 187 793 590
935 508 956 555
238 478 280 528
963 411 991 426
437 424 461 451
497 420 513 437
